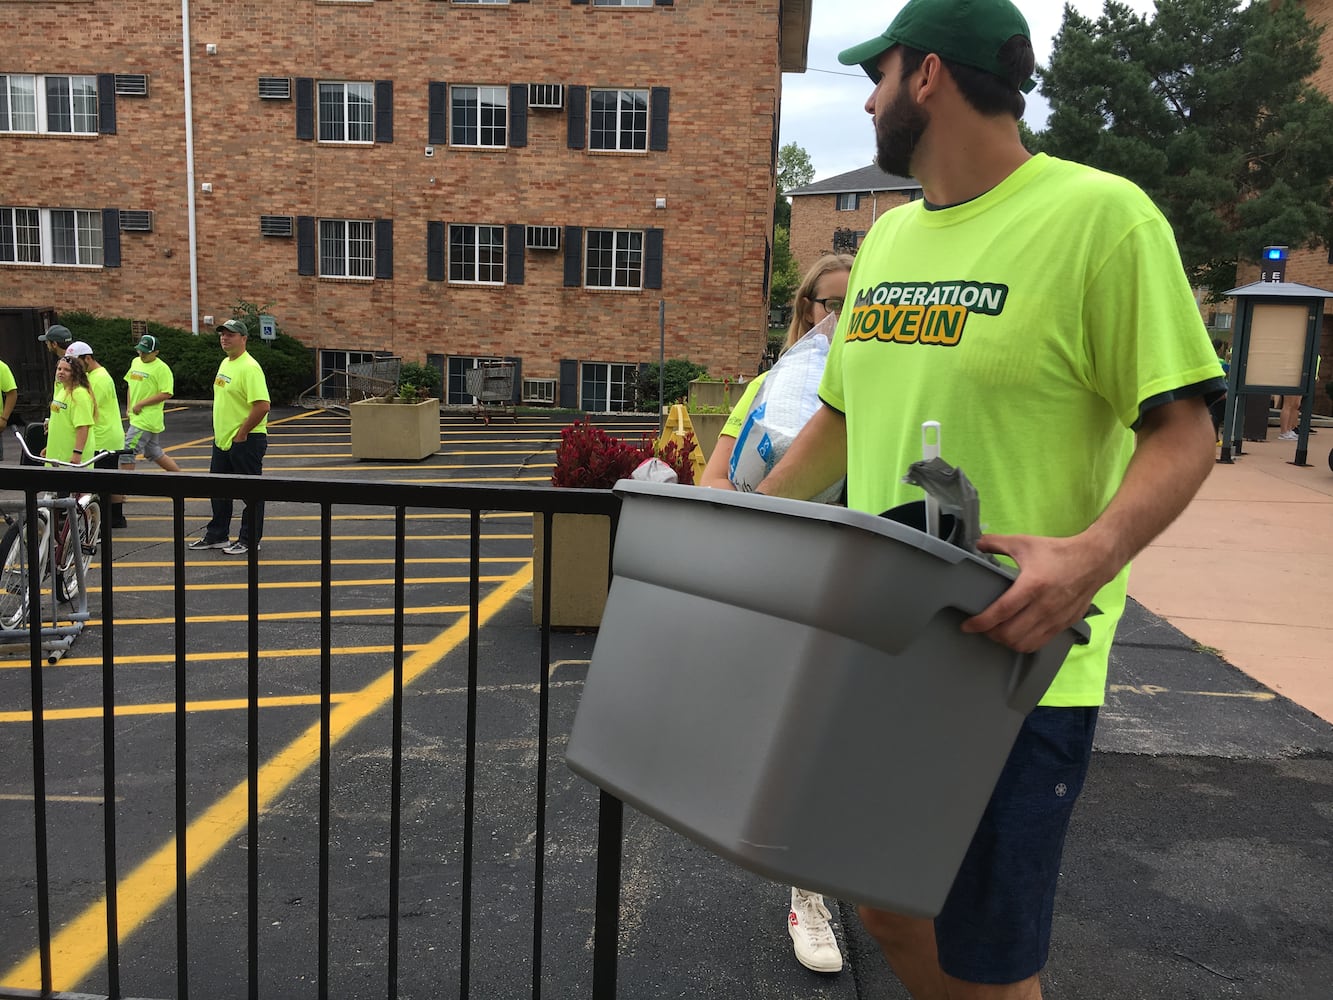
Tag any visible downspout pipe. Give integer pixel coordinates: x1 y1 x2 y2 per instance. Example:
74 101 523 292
182 0 200 333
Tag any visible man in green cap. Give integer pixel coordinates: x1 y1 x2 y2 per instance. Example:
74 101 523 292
123 334 182 474
758 0 1224 996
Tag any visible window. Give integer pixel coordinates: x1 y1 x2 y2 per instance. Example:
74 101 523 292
318 82 374 142
319 219 374 278
593 0 653 6
835 193 860 211
585 229 642 289
451 85 507 148
449 224 505 284
0 206 102 266
0 74 97 134
590 88 647 151
319 349 381 400
581 362 636 412
454 0 508 4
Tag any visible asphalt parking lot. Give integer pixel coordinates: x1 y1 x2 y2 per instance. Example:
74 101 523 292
1 404 1331 999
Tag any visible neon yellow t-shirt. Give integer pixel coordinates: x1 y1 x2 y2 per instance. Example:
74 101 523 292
47 385 94 463
820 154 1224 708
125 356 175 434
721 373 767 437
213 351 270 449
87 365 126 452
0 359 16 397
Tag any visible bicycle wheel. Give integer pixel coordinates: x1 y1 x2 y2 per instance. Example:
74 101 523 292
56 498 100 604
0 512 52 631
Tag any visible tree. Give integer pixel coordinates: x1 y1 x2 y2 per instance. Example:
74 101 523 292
770 224 801 309
775 142 815 230
1035 0 1333 298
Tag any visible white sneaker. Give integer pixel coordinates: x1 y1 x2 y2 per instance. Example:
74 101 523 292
788 887 843 973
1276 430 1298 441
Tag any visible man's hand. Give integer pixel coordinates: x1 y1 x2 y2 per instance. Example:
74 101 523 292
961 532 1114 653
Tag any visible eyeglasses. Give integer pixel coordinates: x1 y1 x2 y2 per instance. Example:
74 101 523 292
811 297 844 314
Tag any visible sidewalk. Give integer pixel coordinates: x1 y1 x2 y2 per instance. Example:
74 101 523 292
1128 433 1333 722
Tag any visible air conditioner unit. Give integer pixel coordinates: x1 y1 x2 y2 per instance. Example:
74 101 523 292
260 215 295 237
525 225 560 251
114 74 149 97
258 77 292 100
528 83 564 109
521 378 556 404
120 210 153 232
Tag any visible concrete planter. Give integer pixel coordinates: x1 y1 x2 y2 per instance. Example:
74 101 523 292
687 413 728 460
350 397 440 461
688 379 744 411
531 512 611 629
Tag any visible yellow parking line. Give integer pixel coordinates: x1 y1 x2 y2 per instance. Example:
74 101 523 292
91 575 513 593
0 561 534 993
0 644 426 671
111 557 527 569
69 606 472 628
0 693 356 724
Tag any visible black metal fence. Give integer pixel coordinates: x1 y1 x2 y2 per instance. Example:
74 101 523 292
0 465 624 1000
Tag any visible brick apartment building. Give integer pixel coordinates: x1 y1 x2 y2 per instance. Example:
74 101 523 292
1 0 811 409
784 164 920 277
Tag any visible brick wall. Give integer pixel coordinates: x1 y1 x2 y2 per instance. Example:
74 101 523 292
0 1 786 396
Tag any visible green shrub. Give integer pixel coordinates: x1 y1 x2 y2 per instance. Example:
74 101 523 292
399 361 441 400
636 358 708 411
57 306 314 404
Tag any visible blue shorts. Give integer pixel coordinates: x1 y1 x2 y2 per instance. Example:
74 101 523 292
934 706 1098 984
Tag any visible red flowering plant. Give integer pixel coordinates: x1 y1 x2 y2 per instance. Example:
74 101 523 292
550 419 696 488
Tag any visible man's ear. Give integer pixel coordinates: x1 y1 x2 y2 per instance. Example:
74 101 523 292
913 52 946 104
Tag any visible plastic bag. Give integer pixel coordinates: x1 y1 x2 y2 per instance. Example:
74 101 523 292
631 457 678 483
728 311 845 503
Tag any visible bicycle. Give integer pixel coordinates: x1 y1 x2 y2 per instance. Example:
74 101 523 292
0 428 108 631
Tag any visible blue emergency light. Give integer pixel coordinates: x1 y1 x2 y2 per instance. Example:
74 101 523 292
1261 245 1288 282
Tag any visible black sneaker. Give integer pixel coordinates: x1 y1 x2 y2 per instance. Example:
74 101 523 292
188 537 229 550
111 514 128 529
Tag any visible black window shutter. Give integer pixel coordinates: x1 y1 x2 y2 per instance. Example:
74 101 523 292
428 82 448 145
297 215 316 274
563 226 583 287
374 80 393 143
644 228 663 289
763 237 771 298
509 83 528 148
97 74 117 134
649 87 669 151
427 221 445 281
559 359 579 408
295 78 314 140
102 209 121 267
571 0 589 4
566 85 586 150
506 224 525 285
656 0 674 6
375 219 393 279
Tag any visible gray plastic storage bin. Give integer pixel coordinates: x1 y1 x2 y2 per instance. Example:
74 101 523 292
565 480 1090 918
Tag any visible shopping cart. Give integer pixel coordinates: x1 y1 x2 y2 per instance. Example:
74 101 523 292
464 362 517 424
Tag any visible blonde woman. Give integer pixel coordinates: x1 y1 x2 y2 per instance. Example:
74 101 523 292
698 253 854 975
700 253 853 493
44 356 96 465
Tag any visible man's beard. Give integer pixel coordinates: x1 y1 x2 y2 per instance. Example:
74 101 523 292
874 85 929 178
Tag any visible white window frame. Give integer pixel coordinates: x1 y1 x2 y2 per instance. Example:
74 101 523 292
0 206 102 267
0 73 97 134
589 88 648 152
453 0 509 4
593 0 653 6
448 224 505 285
835 193 860 211
318 81 374 144
450 85 508 148
580 362 637 413
447 355 503 405
318 219 375 279
584 229 643 290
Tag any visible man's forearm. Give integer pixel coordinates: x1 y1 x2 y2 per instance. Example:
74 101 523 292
1084 397 1216 574
754 404 848 501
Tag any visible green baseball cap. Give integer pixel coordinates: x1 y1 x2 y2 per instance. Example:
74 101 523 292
838 0 1036 94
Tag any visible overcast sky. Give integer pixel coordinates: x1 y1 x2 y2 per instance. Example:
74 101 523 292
780 0 1159 183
